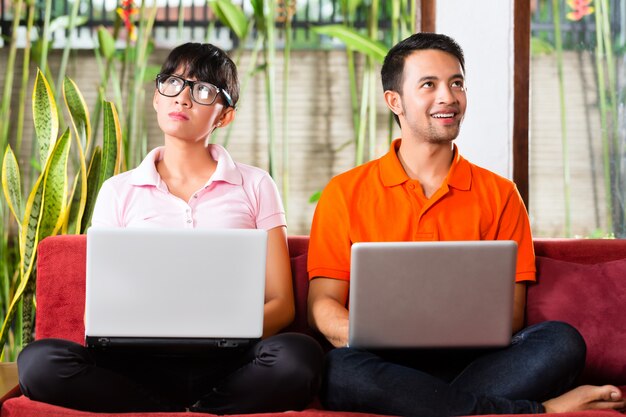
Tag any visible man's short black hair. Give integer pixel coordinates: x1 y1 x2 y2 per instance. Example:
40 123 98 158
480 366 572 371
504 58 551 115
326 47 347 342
381 33 465 127
160 42 239 107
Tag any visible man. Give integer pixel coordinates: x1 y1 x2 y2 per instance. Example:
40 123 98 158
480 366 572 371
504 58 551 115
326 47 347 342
307 33 624 416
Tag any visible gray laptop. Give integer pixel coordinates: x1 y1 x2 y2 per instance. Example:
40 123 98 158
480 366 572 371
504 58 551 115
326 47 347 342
348 240 517 349
85 228 267 351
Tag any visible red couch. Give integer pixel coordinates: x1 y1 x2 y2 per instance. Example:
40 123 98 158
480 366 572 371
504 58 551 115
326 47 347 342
1 235 626 417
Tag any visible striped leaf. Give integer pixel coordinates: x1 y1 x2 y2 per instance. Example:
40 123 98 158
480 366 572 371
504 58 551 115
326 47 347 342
0 128 73 351
63 77 91 153
208 0 248 40
311 25 388 63
101 101 121 185
63 77 90 234
64 165 86 235
19 173 44 283
1 145 24 227
37 128 72 241
80 146 102 233
32 69 59 169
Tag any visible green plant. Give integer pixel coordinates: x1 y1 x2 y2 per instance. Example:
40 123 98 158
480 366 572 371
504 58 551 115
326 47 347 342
0 71 122 359
92 0 159 171
552 0 572 236
208 0 295 213
311 0 389 165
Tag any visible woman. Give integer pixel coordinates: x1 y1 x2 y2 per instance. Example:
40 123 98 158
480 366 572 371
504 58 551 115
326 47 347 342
17 43 323 414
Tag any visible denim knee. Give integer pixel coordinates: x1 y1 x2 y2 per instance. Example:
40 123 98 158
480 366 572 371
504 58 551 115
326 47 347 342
322 348 371 410
517 321 586 369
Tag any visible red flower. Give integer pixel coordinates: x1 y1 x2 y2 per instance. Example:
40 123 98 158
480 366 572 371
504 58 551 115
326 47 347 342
116 0 138 41
566 0 594 21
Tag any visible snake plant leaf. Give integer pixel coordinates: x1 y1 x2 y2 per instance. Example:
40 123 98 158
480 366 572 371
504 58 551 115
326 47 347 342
2 145 24 227
208 0 249 40
19 128 71 283
63 172 82 235
101 101 121 184
80 146 102 233
63 76 91 153
311 25 388 64
32 69 59 169
37 128 72 241
0 125 70 351
19 173 44 281
97 26 116 60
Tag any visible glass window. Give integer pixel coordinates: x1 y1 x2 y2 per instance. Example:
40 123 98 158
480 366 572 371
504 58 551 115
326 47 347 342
530 0 625 237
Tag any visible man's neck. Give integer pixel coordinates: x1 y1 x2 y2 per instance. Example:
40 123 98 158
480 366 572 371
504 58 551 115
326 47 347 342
396 138 455 198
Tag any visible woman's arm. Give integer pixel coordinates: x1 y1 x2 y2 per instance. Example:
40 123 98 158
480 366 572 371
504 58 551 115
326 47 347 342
262 226 295 337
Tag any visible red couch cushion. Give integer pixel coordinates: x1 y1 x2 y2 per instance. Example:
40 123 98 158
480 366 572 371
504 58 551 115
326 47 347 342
527 256 626 385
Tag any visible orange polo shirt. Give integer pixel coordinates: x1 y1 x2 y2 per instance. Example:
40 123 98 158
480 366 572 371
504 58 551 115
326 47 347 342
308 139 536 283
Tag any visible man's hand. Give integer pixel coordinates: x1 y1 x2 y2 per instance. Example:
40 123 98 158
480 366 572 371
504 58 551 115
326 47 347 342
307 277 350 347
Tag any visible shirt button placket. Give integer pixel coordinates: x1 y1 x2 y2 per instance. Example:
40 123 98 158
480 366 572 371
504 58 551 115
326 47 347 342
185 207 193 228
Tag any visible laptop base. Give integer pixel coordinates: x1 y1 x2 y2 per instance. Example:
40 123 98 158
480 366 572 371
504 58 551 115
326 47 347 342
86 336 260 353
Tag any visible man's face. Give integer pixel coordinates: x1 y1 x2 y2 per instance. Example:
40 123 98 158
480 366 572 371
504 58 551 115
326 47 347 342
397 49 467 144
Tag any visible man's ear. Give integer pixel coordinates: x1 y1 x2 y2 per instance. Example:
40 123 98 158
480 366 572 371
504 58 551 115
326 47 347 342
216 107 236 128
383 90 403 117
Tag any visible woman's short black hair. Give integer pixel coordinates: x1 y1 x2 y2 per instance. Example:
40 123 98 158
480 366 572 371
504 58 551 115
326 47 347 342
159 42 239 107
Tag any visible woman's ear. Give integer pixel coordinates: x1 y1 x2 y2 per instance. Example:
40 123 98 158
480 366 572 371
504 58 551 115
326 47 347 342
216 107 236 128
153 89 160 112
383 90 403 117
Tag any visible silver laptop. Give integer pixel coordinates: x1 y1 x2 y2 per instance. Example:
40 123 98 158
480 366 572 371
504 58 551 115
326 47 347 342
348 240 517 349
85 228 267 351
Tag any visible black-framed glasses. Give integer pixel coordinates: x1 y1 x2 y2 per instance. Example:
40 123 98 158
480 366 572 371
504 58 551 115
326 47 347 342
155 74 233 107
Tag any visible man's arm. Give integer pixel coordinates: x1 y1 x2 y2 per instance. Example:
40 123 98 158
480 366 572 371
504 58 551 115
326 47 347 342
512 282 526 333
307 277 350 347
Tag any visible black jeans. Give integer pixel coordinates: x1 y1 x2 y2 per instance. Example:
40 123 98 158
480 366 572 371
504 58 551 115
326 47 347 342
323 321 586 417
18 333 323 413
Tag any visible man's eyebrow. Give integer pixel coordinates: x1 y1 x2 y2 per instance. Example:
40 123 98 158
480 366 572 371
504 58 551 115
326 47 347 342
417 76 438 83
417 74 464 83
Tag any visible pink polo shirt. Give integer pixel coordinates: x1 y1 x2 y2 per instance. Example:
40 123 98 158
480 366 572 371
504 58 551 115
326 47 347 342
91 144 286 230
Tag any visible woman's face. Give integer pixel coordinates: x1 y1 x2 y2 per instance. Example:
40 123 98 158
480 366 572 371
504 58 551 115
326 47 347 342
153 69 232 144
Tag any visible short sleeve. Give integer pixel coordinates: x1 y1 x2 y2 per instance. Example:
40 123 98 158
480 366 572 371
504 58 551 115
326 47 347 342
497 186 536 283
254 173 286 230
91 179 123 228
308 178 352 281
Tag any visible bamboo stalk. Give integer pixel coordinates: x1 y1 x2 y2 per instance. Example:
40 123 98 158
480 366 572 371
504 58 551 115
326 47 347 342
281 0 294 215
552 0 571 236
38 0 53 73
593 0 613 234
55 0 82 103
367 0 378 160
15 0 35 157
264 0 277 178
0 0 25 151
221 35 264 147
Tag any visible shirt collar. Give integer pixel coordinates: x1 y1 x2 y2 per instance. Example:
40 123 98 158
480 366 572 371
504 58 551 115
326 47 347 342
379 139 471 191
130 144 243 187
